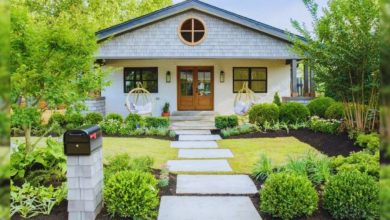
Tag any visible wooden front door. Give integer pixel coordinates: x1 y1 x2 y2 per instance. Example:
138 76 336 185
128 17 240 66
177 66 214 110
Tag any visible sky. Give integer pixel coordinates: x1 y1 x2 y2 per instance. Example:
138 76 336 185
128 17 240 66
172 0 329 34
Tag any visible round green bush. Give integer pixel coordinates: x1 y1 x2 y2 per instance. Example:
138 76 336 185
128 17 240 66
260 172 318 220
106 113 123 123
248 103 279 126
65 112 84 127
48 112 66 127
307 97 335 118
84 112 103 125
325 102 344 119
279 102 310 123
323 171 379 219
104 171 159 219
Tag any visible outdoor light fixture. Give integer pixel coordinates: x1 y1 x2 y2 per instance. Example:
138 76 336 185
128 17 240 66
166 71 171 83
220 70 225 83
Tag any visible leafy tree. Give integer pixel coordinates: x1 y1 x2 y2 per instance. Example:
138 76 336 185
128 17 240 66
0 0 9 146
291 0 380 131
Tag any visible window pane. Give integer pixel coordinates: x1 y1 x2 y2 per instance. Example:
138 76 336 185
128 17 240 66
143 81 158 93
252 68 266 80
251 81 266 92
233 81 246 92
125 81 135 93
181 32 192 42
142 69 157 80
181 19 192 30
180 71 193 96
194 32 204 42
234 68 249 80
194 19 204 30
125 70 135 80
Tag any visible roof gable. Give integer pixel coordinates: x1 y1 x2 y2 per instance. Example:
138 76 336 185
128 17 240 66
96 0 304 42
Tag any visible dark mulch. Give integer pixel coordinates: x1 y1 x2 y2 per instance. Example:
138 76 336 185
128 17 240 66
381 150 390 164
224 128 361 157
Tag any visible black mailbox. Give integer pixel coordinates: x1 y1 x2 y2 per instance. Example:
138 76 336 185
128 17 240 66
64 125 102 156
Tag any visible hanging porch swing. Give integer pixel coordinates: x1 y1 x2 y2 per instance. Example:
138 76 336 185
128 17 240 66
234 82 256 115
125 82 153 115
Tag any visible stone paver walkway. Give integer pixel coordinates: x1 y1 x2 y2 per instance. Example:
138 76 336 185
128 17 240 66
160 129 261 220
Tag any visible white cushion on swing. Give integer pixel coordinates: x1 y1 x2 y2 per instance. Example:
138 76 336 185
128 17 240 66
234 101 252 115
130 102 152 114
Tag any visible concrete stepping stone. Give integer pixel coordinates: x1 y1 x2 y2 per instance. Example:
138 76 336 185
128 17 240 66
176 175 258 194
167 160 232 172
158 196 262 220
170 141 218 149
179 134 221 141
174 130 211 135
178 149 233 159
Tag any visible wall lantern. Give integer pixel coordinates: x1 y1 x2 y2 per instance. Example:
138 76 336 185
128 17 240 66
220 71 225 83
166 71 171 83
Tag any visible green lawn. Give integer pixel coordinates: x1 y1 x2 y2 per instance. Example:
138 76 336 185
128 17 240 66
11 137 177 169
218 137 322 174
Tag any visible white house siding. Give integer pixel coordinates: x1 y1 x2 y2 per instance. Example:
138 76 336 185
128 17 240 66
102 59 290 116
97 10 297 59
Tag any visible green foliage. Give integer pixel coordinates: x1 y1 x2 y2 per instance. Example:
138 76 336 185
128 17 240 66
125 113 144 130
262 121 289 132
104 171 159 219
47 112 66 127
25 169 65 187
162 102 170 113
104 154 154 181
144 116 169 128
100 119 121 135
158 165 170 188
84 112 103 125
248 103 279 126
252 154 273 182
291 0 379 101
325 102 344 119
331 151 379 179
308 116 341 134
220 123 258 138
215 115 239 129
307 97 335 118
11 107 41 129
324 171 379 219
64 112 84 129
279 102 310 123
273 92 282 106
105 113 123 123
260 173 318 220
10 139 66 184
355 132 380 153
380 166 390 220
10 182 67 218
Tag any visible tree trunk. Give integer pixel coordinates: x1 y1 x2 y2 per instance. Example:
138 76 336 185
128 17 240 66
24 125 32 153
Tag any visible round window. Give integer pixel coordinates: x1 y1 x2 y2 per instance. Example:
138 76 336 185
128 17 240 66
178 18 206 45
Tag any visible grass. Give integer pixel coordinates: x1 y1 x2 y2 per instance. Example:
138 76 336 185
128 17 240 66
11 137 177 169
218 137 322 174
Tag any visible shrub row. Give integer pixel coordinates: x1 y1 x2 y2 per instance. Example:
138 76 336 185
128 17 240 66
215 115 238 129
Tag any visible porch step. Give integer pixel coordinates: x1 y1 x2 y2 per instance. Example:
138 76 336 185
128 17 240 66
171 111 216 116
179 135 221 141
170 115 215 122
174 130 211 135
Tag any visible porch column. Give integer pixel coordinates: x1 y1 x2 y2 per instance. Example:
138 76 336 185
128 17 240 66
303 63 309 95
290 59 298 97
310 68 315 96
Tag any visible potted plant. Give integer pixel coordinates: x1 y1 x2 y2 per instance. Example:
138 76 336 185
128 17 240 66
162 102 170 117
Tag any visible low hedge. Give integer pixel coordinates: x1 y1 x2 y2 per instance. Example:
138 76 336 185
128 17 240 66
307 97 335 118
260 172 318 220
325 102 344 119
144 116 169 128
215 115 238 129
105 113 124 123
84 112 103 125
279 102 310 123
48 112 66 127
248 103 279 126
324 171 379 219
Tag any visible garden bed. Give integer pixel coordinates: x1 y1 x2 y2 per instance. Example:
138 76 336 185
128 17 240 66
224 128 361 157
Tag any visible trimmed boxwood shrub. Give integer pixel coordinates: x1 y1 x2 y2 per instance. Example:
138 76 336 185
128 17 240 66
48 112 66 127
325 102 344 119
331 151 379 179
215 115 238 129
105 113 123 123
248 103 279 126
260 172 318 220
307 97 335 118
84 112 103 125
279 102 310 123
323 171 379 219
144 116 169 128
104 170 159 219
64 112 84 128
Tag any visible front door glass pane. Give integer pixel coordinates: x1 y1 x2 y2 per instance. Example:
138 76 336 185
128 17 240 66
180 71 193 96
197 71 211 96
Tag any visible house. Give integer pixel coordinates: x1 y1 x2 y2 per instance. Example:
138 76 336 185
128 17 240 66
96 0 313 117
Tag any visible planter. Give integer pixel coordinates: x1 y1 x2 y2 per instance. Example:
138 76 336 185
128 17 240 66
161 112 170 117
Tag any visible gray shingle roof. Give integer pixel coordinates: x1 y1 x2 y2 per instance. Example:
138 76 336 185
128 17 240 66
96 0 305 42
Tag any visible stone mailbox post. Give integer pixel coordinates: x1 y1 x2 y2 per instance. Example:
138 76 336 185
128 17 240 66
64 125 104 220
